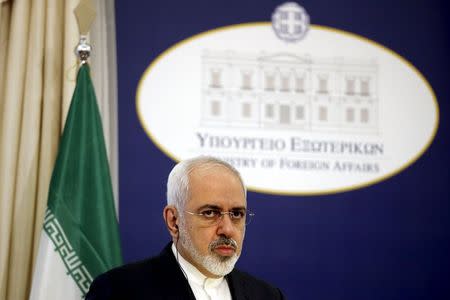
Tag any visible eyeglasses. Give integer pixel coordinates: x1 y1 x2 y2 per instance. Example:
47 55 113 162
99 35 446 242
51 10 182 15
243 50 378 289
184 208 255 226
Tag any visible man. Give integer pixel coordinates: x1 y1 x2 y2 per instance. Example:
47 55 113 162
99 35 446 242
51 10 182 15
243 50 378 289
86 156 284 299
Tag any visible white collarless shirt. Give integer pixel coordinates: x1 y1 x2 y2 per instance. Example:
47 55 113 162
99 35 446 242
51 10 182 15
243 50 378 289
171 244 232 300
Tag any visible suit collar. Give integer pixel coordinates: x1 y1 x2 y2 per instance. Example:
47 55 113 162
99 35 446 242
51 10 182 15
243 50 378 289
165 242 249 300
159 242 197 300
226 269 249 300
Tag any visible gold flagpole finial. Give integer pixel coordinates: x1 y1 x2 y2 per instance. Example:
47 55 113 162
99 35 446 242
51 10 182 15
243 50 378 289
74 0 96 64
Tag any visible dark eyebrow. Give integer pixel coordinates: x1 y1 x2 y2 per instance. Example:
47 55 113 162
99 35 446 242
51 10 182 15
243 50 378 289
196 205 247 211
231 206 247 211
196 204 221 211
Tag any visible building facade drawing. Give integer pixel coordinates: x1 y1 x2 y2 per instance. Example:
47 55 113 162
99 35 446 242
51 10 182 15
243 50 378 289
201 50 378 134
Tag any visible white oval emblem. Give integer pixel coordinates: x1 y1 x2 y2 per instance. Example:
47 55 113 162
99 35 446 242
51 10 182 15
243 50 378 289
137 24 439 195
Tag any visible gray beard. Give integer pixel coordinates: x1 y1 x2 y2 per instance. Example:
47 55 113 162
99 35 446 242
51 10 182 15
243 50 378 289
178 223 239 277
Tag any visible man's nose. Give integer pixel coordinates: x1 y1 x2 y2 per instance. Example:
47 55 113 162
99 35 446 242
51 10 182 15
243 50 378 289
216 213 236 237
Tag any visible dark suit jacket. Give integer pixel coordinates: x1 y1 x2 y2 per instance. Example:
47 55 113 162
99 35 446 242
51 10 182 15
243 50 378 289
86 242 284 300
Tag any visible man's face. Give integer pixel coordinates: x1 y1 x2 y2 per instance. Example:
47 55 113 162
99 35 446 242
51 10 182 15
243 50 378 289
177 165 246 278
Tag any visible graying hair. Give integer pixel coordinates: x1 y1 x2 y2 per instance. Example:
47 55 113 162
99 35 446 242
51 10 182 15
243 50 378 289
166 156 246 211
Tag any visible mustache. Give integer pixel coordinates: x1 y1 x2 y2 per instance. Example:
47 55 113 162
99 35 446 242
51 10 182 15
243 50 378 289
209 236 237 250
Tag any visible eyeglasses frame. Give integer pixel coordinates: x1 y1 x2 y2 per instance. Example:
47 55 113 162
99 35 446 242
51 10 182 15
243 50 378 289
184 209 255 226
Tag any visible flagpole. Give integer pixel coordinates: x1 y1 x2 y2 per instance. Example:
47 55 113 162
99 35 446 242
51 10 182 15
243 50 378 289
74 0 96 65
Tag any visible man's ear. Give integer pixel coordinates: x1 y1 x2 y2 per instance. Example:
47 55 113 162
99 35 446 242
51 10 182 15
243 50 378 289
163 205 179 239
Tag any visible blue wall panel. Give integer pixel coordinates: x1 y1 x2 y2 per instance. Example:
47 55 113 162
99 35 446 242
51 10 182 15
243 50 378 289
115 1 450 299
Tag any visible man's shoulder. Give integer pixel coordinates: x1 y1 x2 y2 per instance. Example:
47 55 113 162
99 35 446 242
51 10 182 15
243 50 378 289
86 244 178 299
97 243 176 283
228 268 285 299
229 268 276 288
103 254 162 279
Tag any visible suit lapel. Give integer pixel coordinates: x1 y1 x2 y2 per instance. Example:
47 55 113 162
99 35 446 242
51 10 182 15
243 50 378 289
159 243 197 300
226 270 249 300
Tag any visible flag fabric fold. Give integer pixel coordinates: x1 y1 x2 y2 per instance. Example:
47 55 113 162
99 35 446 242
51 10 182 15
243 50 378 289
30 64 122 299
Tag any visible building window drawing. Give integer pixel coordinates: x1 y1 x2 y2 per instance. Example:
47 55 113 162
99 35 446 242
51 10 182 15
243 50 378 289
202 50 378 134
319 106 327 121
242 102 251 118
346 108 355 122
241 71 252 90
265 73 275 91
280 74 290 92
361 108 369 123
360 78 370 96
317 76 328 94
295 76 305 93
265 104 274 118
346 78 355 95
280 105 291 124
295 105 305 120
210 100 221 116
210 70 222 88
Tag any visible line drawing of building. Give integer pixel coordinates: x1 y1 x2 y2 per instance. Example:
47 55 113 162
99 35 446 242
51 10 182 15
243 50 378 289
201 50 379 134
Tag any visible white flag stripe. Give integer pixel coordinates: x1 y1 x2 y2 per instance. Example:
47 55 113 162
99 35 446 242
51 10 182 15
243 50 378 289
29 231 83 300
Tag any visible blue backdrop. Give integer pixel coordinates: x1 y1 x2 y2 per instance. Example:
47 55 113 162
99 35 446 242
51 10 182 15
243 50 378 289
115 1 450 299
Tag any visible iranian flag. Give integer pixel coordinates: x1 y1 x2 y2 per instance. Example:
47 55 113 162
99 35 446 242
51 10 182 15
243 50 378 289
29 64 122 299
